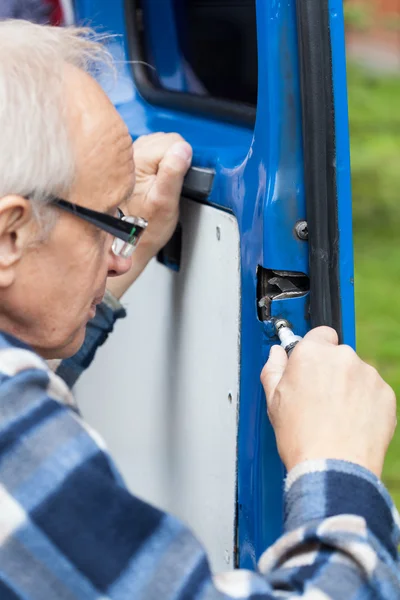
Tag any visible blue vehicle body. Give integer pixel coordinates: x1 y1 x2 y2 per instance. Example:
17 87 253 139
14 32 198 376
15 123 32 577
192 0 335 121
74 0 354 569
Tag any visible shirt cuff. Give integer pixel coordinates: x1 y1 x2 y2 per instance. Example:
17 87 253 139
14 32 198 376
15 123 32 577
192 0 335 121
284 459 400 559
56 290 127 388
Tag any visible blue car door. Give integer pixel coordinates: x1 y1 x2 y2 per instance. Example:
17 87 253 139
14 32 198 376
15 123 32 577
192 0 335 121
74 0 354 572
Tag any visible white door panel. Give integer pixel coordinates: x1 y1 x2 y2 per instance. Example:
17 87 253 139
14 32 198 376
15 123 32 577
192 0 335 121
75 199 241 572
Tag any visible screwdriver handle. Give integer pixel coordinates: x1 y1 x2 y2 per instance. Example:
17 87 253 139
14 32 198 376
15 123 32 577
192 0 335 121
285 340 301 357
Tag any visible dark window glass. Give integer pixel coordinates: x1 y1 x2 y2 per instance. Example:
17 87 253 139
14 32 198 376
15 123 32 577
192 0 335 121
177 0 257 106
140 0 258 107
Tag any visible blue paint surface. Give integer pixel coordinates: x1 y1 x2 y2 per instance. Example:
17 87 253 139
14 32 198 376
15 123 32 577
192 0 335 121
142 0 188 92
75 0 354 569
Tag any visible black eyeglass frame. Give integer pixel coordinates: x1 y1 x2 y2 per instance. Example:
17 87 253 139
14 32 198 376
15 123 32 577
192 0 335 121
52 198 148 245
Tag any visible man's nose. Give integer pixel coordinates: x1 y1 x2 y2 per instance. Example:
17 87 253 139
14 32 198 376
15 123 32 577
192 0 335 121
107 252 133 277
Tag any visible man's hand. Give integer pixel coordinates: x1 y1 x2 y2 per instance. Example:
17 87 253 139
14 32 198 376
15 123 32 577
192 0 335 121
127 132 192 256
107 133 192 299
261 327 397 478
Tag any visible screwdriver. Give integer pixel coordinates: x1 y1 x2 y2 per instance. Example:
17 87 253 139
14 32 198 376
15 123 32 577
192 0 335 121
274 319 303 357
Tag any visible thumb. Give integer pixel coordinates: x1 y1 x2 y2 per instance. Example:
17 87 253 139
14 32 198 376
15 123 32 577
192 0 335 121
261 345 288 405
303 326 339 346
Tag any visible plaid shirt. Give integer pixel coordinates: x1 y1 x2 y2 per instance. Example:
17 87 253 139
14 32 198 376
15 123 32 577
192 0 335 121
0 295 399 599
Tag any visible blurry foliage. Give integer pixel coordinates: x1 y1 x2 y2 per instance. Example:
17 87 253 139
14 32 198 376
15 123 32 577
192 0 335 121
343 1 400 32
348 64 400 235
348 64 400 505
344 2 374 31
383 14 400 31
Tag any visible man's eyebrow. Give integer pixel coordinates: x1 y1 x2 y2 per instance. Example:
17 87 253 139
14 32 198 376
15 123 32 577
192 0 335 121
106 185 135 214
121 184 135 205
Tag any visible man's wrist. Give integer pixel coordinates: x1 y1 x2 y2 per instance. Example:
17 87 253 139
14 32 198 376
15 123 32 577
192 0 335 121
56 293 127 388
284 459 400 559
284 449 384 479
102 289 126 313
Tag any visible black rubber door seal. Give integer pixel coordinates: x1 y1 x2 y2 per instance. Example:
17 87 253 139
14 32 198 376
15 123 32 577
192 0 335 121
296 0 343 339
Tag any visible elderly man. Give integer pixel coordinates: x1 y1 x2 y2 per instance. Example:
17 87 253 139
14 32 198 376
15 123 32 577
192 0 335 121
0 19 398 600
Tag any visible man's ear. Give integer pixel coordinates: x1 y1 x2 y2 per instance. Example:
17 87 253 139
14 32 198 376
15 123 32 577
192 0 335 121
0 195 35 288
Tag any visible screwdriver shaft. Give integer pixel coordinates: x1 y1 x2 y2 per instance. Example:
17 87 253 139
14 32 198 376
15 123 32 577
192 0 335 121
274 319 303 356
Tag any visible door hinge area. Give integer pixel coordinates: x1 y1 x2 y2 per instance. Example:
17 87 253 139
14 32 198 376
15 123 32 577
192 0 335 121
257 267 309 321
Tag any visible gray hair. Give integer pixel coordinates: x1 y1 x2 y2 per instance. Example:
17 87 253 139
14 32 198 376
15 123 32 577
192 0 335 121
0 20 112 224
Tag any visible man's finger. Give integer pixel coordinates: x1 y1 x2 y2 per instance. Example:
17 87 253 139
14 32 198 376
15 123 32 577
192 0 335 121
303 326 339 346
133 134 188 173
149 142 192 204
261 344 288 405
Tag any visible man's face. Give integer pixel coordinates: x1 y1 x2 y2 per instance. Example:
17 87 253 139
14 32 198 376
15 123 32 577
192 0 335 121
3 66 136 358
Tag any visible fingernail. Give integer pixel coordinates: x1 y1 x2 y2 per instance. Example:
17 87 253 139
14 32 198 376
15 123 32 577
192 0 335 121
168 142 193 163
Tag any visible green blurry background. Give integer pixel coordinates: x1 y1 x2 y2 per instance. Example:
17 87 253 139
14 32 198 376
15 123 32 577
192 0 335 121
345 8 400 505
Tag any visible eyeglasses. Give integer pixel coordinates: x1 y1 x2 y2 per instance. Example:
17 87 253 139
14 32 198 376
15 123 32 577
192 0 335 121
52 198 148 258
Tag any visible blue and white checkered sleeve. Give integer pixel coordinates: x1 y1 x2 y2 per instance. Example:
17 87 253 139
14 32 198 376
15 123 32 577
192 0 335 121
1 332 400 599
213 460 400 599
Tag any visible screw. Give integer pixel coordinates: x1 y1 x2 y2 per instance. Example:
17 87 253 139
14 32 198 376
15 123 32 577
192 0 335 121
274 318 291 332
228 392 233 404
294 220 308 241
274 319 303 356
